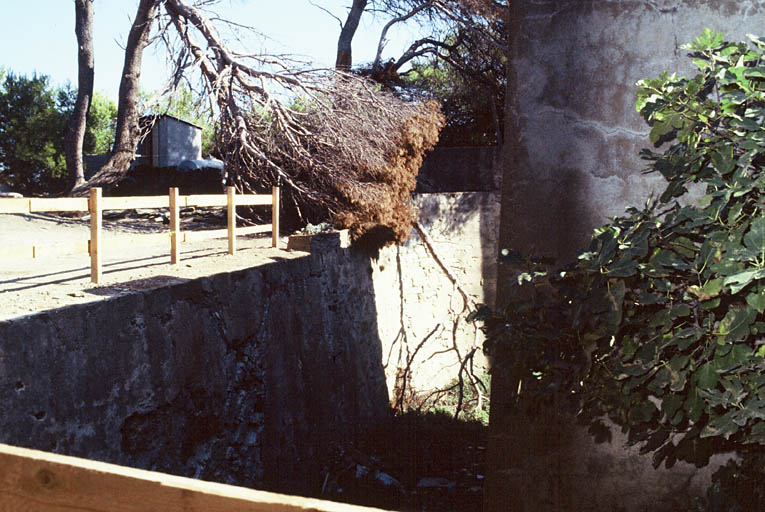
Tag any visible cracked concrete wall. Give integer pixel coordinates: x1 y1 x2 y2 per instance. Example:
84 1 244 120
500 0 765 265
0 246 389 496
489 2 765 510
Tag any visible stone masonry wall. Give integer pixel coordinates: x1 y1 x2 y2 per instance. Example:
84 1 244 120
500 0 765 264
489 2 765 510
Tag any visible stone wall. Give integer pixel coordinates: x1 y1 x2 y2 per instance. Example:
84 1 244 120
500 0 765 265
0 245 389 495
417 146 500 193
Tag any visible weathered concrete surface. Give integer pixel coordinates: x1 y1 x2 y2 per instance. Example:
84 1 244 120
490 2 765 510
375 192 499 402
500 0 765 265
0 245 389 495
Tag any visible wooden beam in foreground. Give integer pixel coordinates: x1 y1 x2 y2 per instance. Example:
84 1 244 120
0 443 390 512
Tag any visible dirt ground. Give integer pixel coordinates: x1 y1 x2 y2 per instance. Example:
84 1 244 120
0 211 302 321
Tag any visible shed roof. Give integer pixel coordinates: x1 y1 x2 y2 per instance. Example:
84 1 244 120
140 113 204 130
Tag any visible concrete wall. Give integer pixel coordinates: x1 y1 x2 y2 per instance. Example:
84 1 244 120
0 245 389 495
417 146 500 193
375 192 499 402
499 0 765 265
489 2 765 510
0 191 498 496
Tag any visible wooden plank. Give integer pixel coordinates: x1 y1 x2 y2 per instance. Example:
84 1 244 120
0 443 390 512
169 188 180 265
236 194 272 206
89 188 102 284
0 198 30 213
227 186 236 255
29 197 89 213
185 194 227 208
101 195 169 210
272 186 280 249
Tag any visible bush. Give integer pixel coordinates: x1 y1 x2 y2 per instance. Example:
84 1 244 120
473 30 765 509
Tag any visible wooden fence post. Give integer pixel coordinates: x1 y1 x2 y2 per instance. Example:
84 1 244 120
169 187 180 264
227 186 236 255
89 187 102 284
272 186 280 249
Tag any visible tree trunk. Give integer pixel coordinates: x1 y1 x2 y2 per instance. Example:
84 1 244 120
65 0 94 189
335 0 367 70
71 0 157 195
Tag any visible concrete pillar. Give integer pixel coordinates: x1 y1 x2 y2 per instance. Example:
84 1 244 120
488 2 765 510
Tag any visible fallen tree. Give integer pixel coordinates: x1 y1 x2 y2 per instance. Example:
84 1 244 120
73 0 443 246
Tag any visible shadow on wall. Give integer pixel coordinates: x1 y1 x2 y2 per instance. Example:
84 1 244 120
496 161 599 323
373 191 499 411
415 191 500 308
0 239 389 496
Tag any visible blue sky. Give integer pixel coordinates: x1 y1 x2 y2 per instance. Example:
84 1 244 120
0 0 419 100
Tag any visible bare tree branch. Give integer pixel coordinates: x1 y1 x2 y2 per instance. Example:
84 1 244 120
161 0 444 242
336 0 368 69
65 0 94 188
310 0 344 30
372 1 433 70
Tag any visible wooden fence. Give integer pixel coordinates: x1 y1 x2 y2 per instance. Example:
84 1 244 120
0 186 280 284
0 443 388 511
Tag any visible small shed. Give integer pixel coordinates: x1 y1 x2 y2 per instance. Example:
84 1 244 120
136 114 203 168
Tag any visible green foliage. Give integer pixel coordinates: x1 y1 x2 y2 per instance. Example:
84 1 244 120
0 70 117 193
423 372 491 425
474 30 765 508
85 92 117 154
0 71 68 193
400 41 505 147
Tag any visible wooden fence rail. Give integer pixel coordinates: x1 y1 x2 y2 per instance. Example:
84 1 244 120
0 186 280 284
0 443 389 512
